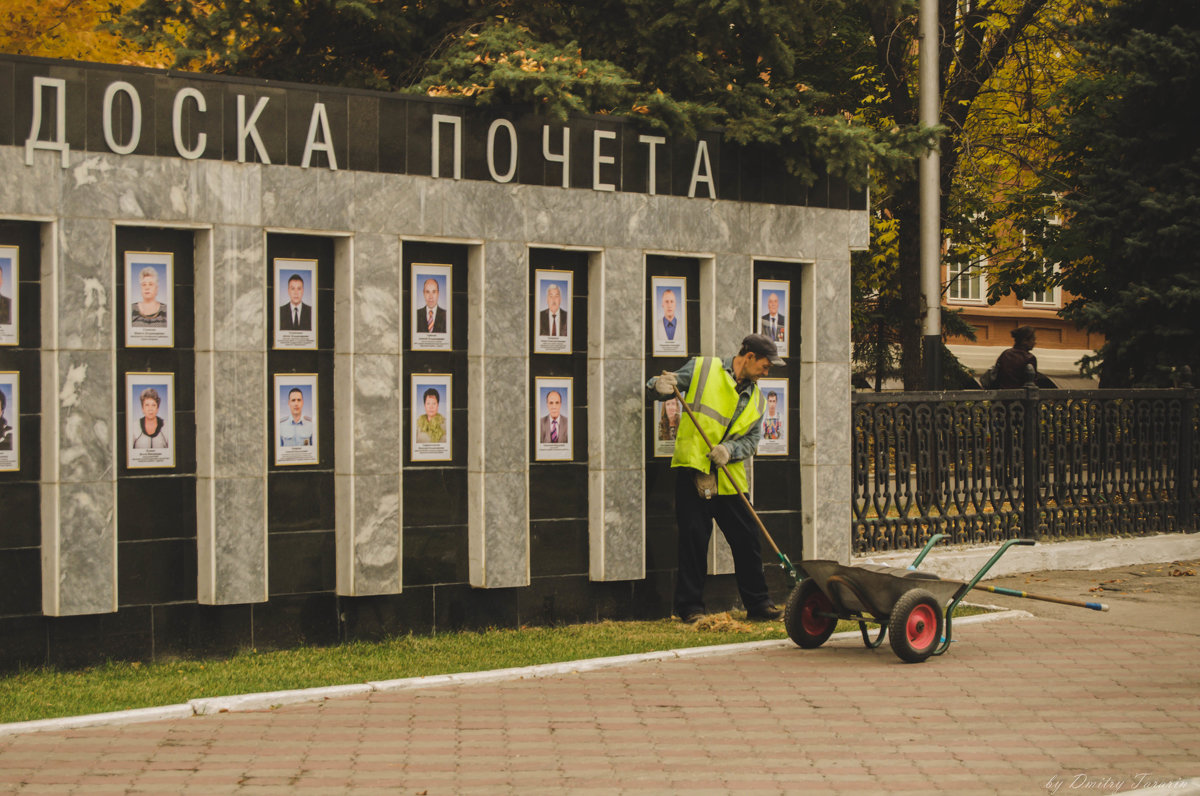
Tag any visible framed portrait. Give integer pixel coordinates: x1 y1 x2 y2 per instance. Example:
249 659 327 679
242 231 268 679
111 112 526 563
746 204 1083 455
0 372 18 471
125 251 173 348
411 263 452 351
533 269 572 354
651 275 687 357
274 373 319 466
534 377 572 462
0 245 17 346
757 279 789 358
274 258 318 350
652 397 682 458
756 378 788 456
126 372 175 469
411 373 452 462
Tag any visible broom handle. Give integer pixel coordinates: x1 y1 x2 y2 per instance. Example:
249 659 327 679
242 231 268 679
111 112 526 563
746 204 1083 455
972 584 1109 611
671 386 784 558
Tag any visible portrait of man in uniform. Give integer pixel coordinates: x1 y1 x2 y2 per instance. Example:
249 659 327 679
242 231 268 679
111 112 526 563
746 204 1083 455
274 374 319 465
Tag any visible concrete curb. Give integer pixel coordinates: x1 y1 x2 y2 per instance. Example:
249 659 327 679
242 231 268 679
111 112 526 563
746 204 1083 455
854 532 1200 582
0 609 1028 738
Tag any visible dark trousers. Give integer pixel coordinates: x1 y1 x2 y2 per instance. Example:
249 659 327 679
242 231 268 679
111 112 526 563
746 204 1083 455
673 469 770 616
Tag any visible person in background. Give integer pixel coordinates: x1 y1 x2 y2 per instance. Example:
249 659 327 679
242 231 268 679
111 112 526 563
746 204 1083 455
993 326 1038 388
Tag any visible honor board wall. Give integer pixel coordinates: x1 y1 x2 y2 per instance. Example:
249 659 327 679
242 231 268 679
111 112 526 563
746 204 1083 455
0 53 862 669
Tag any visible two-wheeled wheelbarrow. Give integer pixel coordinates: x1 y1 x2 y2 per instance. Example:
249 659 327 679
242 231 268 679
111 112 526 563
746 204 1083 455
664 383 1105 662
783 533 1109 663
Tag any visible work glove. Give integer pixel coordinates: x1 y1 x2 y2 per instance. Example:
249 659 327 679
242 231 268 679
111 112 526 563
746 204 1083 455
707 443 731 467
654 371 677 396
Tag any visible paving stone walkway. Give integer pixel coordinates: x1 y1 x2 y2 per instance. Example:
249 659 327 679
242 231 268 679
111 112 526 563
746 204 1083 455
1 607 1198 795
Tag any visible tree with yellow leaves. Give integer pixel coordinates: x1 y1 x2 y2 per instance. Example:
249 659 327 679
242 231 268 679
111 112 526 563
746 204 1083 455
0 0 170 67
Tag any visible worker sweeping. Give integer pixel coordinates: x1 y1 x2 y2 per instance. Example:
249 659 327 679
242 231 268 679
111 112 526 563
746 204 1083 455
648 333 785 623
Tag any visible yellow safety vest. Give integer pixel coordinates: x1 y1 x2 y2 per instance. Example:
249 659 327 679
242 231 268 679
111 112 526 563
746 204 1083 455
671 356 765 495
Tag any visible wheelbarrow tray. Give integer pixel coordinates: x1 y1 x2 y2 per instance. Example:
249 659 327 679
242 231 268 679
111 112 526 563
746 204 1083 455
800 560 964 620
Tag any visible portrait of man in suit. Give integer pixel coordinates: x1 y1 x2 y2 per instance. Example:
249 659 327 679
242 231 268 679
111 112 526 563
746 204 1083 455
539 389 569 444
416 277 447 334
761 291 785 344
279 273 313 331
538 284 568 337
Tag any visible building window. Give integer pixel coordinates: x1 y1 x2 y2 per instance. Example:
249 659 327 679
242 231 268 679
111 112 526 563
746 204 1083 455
947 259 986 303
1024 264 1060 307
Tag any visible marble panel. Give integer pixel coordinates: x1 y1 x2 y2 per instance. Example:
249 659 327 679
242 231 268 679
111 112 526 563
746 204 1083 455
350 233 401 355
193 161 263 228
444 180 526 243
62 153 195 223
0 147 61 216
210 225 266 352
56 218 113 351
815 467 852 563
589 465 645 581
847 207 871 252
810 362 851 467
707 530 734 576
625 195 733 253
45 479 116 616
480 241 528 349
53 349 114 484
520 185 633 249
713 253 753 354
198 475 267 605
335 473 402 596
475 355 528 472
803 210 860 263
208 350 267 477
261 166 355 232
813 259 852 363
599 357 646 468
351 173 446 237
592 248 644 361
469 469 529 588
350 354 401 475
797 363 818 461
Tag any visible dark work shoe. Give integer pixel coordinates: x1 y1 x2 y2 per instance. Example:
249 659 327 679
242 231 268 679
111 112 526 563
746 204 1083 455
746 603 782 621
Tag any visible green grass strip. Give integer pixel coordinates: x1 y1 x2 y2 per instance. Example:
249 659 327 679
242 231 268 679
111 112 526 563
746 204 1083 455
0 606 992 724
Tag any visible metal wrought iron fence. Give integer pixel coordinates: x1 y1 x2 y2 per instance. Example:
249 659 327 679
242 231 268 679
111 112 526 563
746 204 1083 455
851 387 1199 554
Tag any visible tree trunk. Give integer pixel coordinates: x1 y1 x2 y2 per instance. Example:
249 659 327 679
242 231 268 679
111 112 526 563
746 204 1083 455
894 180 926 390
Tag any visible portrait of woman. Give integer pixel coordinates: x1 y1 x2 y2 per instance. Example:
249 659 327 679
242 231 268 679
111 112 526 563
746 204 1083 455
125 252 173 347
411 375 452 461
131 387 170 449
127 373 176 469
131 267 168 328
415 387 447 443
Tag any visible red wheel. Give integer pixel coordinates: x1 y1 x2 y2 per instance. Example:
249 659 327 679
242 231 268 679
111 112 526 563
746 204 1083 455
785 579 838 649
887 589 944 663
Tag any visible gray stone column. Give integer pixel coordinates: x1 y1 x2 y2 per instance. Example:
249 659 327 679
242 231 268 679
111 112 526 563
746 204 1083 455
702 254 744 575
800 257 852 563
468 241 530 587
41 217 117 616
335 233 402 595
196 224 269 605
587 248 645 581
